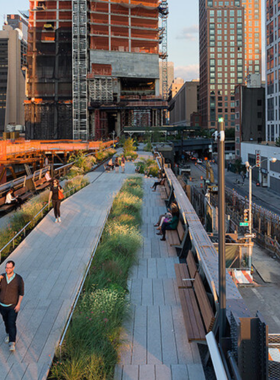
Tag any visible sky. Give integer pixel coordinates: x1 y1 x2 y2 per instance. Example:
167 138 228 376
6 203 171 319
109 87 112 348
1 0 265 82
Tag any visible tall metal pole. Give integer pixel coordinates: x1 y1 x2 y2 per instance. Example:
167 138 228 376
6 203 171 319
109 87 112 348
248 166 252 270
218 118 226 342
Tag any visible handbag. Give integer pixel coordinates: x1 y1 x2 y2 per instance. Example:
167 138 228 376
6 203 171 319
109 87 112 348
58 189 64 200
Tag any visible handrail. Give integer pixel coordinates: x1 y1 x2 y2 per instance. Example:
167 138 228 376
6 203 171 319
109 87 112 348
0 180 88 263
206 332 228 380
0 152 114 262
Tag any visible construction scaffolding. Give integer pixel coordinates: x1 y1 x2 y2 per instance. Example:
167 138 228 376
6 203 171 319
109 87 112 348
72 0 88 140
159 0 169 99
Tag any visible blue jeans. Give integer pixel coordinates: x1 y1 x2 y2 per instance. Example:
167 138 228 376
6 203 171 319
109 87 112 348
0 305 18 342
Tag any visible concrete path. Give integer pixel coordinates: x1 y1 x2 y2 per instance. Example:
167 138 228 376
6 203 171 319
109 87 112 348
115 152 205 380
0 163 133 380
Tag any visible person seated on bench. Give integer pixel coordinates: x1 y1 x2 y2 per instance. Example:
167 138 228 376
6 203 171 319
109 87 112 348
156 208 179 241
5 188 23 210
151 177 165 192
154 202 178 229
45 170 52 185
108 158 114 171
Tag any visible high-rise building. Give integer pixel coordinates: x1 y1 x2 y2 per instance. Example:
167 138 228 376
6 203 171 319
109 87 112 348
266 0 279 142
242 0 262 80
234 74 265 158
169 80 199 126
0 24 27 133
7 14 28 40
199 0 244 129
25 0 167 140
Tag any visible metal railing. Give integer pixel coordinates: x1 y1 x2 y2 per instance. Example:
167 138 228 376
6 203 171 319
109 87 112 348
0 180 89 263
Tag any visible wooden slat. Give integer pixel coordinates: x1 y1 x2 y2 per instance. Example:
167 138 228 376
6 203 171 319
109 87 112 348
193 272 215 332
177 220 185 241
166 230 180 246
178 288 206 341
174 263 192 288
187 251 197 279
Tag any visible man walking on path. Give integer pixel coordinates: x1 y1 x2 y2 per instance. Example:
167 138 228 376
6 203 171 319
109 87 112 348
0 261 24 352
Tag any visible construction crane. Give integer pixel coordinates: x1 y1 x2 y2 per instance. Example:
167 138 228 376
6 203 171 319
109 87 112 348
72 0 88 140
158 1 169 100
205 161 218 193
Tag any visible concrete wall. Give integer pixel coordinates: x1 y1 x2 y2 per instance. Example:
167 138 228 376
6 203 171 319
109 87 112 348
90 50 159 79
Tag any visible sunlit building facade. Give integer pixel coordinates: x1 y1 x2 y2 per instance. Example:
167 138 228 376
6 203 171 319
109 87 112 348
266 0 280 142
199 0 244 129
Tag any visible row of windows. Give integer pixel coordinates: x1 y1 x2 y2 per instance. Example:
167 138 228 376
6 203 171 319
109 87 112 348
210 58 243 65
210 23 242 29
209 17 242 23
210 78 243 83
209 53 243 59
209 47 242 53
209 41 243 46
209 9 242 17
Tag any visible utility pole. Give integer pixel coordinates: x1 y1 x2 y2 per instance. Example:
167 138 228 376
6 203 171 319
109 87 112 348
217 118 226 343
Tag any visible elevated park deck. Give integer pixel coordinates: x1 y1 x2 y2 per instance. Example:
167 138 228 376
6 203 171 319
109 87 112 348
0 147 276 379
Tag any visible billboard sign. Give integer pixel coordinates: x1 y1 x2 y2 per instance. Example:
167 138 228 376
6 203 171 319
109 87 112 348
255 150 260 167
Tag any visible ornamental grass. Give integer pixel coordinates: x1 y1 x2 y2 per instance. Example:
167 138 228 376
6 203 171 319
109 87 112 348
49 177 143 380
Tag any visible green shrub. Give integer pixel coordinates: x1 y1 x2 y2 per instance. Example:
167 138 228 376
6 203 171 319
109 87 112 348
49 176 143 380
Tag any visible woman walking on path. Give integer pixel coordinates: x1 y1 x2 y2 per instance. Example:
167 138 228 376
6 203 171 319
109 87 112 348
114 157 120 173
48 179 64 223
121 156 125 173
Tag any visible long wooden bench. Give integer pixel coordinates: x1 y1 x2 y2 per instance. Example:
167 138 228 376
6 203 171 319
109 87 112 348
33 177 50 191
159 180 171 200
0 186 32 213
176 251 215 342
166 219 185 247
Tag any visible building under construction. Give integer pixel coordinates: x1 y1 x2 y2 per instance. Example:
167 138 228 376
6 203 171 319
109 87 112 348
25 0 168 140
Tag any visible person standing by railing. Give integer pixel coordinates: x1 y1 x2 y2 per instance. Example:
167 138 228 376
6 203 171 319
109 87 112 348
0 260 24 352
48 179 64 223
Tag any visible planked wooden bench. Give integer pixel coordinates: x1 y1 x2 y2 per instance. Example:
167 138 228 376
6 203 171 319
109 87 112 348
0 196 14 213
159 180 171 200
0 186 32 213
15 186 33 202
166 219 185 247
176 251 215 342
33 177 50 191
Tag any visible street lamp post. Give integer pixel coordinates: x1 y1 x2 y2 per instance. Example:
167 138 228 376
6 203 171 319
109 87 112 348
112 131 115 148
245 157 277 270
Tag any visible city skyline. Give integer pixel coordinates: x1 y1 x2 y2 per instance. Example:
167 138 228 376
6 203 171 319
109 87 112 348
0 0 265 82
0 0 199 82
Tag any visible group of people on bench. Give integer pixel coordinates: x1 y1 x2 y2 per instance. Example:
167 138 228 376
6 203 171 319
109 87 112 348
154 202 179 241
105 156 125 173
5 170 53 211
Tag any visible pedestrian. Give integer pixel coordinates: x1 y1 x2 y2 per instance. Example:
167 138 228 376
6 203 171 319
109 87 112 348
48 179 64 223
151 177 165 192
0 260 24 352
108 158 114 171
5 188 23 210
121 156 125 173
114 157 119 173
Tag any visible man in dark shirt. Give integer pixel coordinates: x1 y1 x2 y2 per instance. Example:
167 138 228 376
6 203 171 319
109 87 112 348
0 260 24 351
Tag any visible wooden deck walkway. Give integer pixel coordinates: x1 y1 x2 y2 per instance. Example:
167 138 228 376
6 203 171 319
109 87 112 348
0 151 206 379
0 163 134 380
114 167 205 379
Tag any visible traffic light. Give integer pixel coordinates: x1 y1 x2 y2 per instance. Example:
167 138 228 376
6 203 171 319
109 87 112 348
244 209 249 222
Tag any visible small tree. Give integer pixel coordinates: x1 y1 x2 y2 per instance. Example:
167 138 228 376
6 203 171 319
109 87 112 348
123 137 136 154
276 137 280 147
